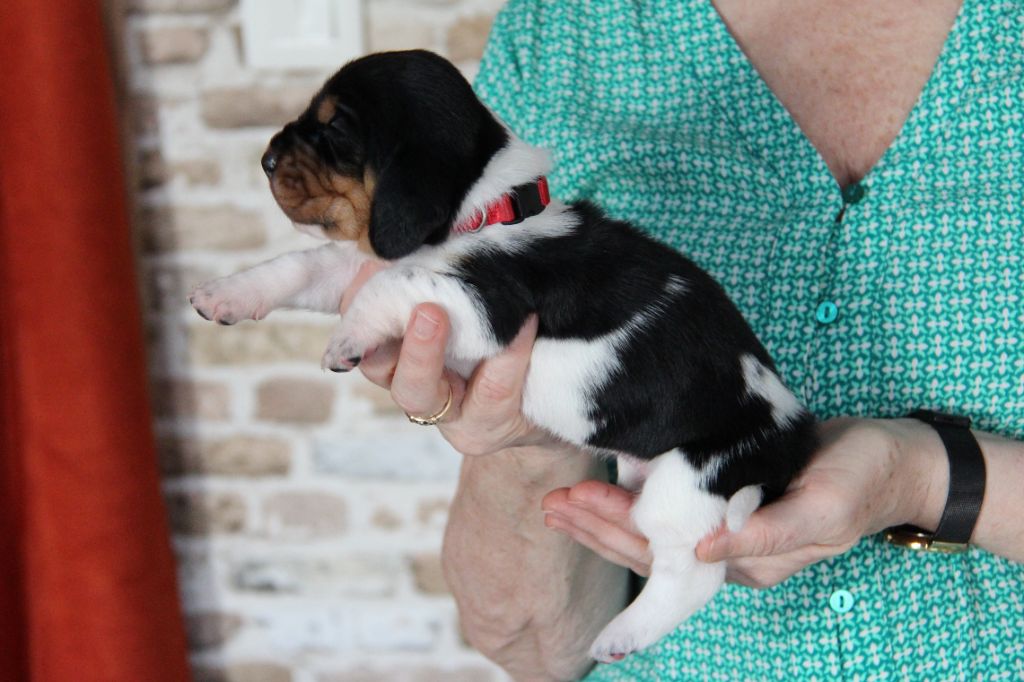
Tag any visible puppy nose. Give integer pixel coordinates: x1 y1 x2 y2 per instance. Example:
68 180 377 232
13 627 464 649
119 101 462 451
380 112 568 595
261 149 278 177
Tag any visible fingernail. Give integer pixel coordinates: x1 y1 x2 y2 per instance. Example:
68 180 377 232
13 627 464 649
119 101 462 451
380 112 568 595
542 502 569 516
544 513 570 529
412 311 439 340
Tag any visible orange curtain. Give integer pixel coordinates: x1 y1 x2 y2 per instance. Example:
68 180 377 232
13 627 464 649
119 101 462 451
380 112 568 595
0 2 191 680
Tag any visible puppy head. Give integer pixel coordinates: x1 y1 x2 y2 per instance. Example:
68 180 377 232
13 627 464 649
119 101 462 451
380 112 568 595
261 50 508 259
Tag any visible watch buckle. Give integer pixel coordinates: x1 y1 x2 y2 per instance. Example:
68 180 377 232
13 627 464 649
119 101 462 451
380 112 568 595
928 539 970 554
883 525 969 554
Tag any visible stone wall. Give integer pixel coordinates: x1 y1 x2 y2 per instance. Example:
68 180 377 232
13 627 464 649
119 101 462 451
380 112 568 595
122 1 511 680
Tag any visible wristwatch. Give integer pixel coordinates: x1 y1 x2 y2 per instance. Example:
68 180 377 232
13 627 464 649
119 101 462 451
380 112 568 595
883 410 987 554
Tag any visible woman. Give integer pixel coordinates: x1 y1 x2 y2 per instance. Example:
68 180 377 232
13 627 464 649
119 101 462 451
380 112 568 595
351 0 1024 679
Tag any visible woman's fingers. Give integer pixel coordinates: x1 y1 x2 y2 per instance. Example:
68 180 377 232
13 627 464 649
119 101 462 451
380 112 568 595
542 482 652 575
389 304 464 422
542 481 635 524
437 316 540 455
345 261 397 389
355 302 543 454
724 544 834 589
461 315 538 424
545 512 652 577
358 340 400 388
566 480 636 525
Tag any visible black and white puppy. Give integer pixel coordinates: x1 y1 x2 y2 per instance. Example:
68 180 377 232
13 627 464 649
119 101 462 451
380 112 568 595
190 50 817 662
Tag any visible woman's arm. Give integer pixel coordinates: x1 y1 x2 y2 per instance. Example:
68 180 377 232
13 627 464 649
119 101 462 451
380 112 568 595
955 429 1024 562
444 447 627 681
346 265 627 681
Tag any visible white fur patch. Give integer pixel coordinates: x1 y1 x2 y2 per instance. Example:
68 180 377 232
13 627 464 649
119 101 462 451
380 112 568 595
740 354 804 427
452 135 553 228
664 274 688 297
522 334 621 444
294 222 329 240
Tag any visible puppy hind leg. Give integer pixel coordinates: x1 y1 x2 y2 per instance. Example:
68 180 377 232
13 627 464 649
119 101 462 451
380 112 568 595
590 546 725 663
590 450 729 663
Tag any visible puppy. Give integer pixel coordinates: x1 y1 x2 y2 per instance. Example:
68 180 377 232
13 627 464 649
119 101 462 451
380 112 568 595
190 50 817 662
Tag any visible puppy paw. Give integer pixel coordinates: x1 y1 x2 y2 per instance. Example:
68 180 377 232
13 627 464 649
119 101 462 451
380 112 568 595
321 350 364 373
321 331 371 373
321 305 399 372
189 278 269 325
589 616 650 664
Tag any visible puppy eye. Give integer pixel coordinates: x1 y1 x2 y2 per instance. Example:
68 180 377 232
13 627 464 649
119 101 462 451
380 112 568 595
327 105 359 133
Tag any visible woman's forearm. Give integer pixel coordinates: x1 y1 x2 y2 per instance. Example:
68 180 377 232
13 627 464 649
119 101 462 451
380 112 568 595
442 445 629 682
904 423 1024 562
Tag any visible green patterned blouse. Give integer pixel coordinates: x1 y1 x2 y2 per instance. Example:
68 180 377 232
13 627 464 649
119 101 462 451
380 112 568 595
474 0 1024 679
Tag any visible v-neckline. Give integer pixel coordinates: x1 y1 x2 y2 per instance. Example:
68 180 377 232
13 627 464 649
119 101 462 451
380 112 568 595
691 0 972 203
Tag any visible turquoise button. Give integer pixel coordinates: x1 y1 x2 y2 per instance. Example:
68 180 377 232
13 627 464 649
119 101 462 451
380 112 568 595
829 589 855 614
815 301 839 324
841 182 866 204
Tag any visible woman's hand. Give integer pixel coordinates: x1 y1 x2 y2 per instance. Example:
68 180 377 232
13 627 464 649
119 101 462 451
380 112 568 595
343 261 564 457
541 417 945 588
542 480 654 577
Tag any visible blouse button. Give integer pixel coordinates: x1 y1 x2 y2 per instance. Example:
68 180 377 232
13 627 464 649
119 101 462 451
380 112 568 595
841 182 866 205
829 589 855 614
815 301 839 324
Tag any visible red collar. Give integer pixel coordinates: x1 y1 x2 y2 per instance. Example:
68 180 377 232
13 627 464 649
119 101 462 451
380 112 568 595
453 177 551 234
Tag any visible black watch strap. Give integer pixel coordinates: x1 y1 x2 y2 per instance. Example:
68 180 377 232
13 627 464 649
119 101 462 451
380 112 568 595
888 410 986 552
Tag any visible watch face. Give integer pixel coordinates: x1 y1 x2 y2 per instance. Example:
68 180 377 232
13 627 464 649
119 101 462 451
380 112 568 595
908 409 972 429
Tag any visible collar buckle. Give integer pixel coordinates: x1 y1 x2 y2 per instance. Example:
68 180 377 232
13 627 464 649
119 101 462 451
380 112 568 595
502 179 549 225
452 177 550 235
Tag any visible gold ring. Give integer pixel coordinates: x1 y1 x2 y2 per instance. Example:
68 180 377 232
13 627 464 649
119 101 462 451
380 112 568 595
405 384 454 426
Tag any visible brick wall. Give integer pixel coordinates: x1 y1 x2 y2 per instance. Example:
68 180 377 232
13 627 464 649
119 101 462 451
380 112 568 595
122 1 511 680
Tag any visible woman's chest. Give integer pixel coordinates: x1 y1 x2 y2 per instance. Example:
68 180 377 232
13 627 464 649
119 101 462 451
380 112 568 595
711 0 964 186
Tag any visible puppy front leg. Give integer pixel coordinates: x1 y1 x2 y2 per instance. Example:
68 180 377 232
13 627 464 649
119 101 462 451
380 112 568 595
190 242 370 324
321 265 499 372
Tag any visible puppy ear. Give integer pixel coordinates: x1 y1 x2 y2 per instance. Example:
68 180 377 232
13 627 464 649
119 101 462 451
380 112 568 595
368 145 459 260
